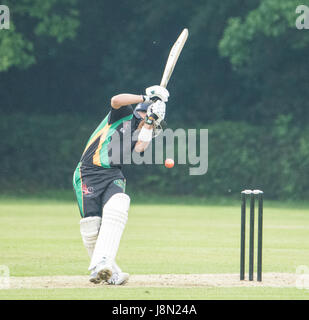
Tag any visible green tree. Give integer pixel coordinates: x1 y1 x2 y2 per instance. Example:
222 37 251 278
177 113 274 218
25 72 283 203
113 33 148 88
219 0 309 124
219 0 308 68
0 0 79 71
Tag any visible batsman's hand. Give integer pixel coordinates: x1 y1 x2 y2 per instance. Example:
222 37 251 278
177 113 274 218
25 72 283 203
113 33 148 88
144 85 169 103
145 100 166 127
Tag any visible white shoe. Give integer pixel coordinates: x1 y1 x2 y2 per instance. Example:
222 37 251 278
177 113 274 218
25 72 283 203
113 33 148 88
107 272 129 285
89 259 113 284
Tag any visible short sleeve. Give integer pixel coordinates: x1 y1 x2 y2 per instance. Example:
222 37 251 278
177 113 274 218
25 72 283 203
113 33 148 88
108 105 133 124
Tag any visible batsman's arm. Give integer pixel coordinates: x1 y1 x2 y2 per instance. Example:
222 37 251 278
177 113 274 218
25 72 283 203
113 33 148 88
134 123 153 153
111 94 144 109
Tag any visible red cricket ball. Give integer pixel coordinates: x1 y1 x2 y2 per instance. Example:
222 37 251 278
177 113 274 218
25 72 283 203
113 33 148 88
165 158 174 168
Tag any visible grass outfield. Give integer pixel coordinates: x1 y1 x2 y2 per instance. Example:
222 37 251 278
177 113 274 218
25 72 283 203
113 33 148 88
1 287 308 300
0 197 308 299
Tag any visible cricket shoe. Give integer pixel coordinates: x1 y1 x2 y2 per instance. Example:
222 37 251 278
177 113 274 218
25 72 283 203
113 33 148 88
89 270 100 284
89 259 113 284
107 272 129 285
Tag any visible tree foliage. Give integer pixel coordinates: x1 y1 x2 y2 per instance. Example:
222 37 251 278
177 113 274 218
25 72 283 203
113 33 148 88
219 0 309 123
1 1 309 198
1 114 309 200
0 23 34 71
219 0 309 67
0 0 79 71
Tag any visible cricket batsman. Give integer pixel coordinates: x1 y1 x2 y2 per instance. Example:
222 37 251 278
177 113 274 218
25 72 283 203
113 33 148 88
73 85 169 285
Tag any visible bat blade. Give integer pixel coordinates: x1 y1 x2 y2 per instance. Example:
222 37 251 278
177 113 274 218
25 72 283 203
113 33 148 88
160 28 189 88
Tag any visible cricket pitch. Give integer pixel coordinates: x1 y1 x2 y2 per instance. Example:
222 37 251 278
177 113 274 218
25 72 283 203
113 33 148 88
7 273 297 289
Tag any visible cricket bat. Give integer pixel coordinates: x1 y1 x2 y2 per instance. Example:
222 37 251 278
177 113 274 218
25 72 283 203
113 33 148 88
160 28 189 88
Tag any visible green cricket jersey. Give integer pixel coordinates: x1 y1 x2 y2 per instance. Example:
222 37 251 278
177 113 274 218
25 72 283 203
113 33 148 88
80 105 140 169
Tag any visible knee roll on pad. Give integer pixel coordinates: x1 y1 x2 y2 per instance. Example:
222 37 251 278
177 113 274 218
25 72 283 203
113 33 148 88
102 193 130 231
80 216 102 257
103 193 130 219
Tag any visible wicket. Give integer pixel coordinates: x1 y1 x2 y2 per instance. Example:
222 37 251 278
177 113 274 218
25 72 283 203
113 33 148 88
240 189 264 281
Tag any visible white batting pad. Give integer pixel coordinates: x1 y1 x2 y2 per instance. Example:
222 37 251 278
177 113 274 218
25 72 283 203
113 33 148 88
88 193 130 271
80 216 102 258
113 261 122 274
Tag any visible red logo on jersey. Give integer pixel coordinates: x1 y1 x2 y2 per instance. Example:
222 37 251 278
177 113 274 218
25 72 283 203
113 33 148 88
82 183 94 195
